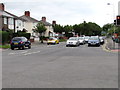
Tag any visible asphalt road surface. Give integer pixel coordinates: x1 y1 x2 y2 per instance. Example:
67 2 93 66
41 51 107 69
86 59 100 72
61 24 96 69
2 42 118 88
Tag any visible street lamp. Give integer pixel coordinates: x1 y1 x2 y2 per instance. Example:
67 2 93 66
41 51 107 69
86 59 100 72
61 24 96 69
107 3 116 49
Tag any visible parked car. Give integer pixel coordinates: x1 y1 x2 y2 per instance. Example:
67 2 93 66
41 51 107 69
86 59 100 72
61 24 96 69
10 37 31 50
66 37 80 47
84 36 90 43
88 37 100 47
99 36 104 44
47 37 59 45
78 37 85 45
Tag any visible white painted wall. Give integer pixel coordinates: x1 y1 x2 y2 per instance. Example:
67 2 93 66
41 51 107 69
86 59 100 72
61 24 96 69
24 22 38 35
15 20 25 32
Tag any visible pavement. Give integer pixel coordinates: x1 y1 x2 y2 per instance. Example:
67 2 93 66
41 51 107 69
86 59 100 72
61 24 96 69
105 38 120 52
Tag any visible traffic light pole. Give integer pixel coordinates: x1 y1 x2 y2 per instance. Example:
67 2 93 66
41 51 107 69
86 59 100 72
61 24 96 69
113 25 116 49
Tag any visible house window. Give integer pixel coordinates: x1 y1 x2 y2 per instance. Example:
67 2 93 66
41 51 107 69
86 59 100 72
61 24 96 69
4 17 7 24
19 22 21 26
8 18 14 25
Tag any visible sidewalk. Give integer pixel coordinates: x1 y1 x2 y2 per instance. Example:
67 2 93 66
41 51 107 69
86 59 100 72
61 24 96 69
105 38 120 52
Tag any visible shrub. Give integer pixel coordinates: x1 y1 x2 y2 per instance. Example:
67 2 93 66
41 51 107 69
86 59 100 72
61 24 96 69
0 31 9 45
18 32 31 39
13 32 31 40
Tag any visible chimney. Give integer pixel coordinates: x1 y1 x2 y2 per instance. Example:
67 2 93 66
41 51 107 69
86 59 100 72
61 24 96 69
52 21 56 25
0 3 4 11
25 11 30 17
42 17 46 22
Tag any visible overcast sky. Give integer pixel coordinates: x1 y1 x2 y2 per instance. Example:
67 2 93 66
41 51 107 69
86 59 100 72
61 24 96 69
0 0 119 27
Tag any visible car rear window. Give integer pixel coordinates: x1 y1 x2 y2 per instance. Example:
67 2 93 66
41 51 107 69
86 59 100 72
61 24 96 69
12 38 21 41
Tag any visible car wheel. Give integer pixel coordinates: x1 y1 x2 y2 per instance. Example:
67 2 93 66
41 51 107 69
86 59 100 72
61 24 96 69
28 45 31 49
11 47 14 50
47 43 49 45
21 46 25 50
88 44 90 47
66 45 68 47
98 44 100 47
18 47 21 50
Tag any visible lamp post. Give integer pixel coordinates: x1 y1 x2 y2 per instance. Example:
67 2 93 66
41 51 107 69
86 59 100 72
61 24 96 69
107 3 116 49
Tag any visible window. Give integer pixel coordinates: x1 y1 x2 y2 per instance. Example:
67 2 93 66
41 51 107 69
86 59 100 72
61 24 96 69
4 17 7 24
8 18 14 25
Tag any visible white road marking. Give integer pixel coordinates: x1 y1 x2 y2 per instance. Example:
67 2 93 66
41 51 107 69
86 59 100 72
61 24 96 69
24 51 40 56
8 51 28 55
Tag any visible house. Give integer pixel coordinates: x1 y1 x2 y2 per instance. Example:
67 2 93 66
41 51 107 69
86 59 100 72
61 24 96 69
39 17 55 37
0 3 26 32
20 11 39 36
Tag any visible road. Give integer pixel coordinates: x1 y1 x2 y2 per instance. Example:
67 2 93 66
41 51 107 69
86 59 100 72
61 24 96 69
2 42 118 88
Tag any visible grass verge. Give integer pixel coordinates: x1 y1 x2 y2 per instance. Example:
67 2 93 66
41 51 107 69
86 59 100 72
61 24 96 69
0 44 10 49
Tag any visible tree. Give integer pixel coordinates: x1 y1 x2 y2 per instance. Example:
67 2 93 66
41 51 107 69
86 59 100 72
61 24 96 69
102 24 113 34
63 25 73 37
73 24 81 36
52 24 63 33
73 22 102 36
35 22 47 43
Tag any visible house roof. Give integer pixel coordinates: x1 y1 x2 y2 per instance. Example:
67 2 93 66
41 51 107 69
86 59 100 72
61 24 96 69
40 20 52 26
0 10 14 18
20 15 39 23
0 10 26 21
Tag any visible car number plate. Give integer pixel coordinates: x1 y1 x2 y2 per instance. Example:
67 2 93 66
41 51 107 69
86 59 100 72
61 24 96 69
14 43 18 45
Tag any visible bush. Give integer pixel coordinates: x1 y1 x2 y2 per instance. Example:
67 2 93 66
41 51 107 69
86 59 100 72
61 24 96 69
13 32 31 40
0 31 9 45
18 32 31 39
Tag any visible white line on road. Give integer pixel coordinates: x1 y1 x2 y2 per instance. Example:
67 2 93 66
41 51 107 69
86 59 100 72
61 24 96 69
8 51 28 55
24 51 40 56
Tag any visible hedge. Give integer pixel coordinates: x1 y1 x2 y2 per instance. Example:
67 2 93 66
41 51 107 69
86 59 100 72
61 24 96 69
0 30 31 45
13 32 31 40
0 31 9 45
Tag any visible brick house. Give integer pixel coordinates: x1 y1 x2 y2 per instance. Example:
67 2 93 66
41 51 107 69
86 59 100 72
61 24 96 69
0 3 26 32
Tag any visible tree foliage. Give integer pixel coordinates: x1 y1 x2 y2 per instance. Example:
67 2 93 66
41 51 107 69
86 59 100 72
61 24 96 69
73 22 102 36
35 22 47 34
52 24 63 33
35 22 47 43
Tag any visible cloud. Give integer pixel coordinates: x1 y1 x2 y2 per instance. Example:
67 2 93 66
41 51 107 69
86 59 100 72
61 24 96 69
1 0 119 26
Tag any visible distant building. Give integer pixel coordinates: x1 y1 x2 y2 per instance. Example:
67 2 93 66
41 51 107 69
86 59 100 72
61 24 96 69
0 3 26 32
20 11 39 36
39 17 55 37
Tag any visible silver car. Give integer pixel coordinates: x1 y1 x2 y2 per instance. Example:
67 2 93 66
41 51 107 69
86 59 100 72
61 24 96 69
66 37 80 47
78 37 85 45
84 36 90 43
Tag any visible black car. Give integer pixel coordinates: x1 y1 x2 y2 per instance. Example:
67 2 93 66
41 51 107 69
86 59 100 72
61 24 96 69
10 37 31 50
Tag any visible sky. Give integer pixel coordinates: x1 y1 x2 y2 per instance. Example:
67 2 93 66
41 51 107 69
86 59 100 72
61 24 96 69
0 0 119 27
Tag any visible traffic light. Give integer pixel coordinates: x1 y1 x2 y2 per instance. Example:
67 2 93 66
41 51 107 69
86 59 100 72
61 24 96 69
114 20 116 25
116 16 120 25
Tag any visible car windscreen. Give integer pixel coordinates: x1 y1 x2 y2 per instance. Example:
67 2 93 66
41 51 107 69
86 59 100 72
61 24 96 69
85 37 89 39
49 37 55 40
89 37 99 40
12 38 21 41
69 38 78 40
79 37 84 40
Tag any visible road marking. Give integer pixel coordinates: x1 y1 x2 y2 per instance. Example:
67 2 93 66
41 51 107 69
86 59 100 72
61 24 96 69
24 51 40 56
8 51 28 55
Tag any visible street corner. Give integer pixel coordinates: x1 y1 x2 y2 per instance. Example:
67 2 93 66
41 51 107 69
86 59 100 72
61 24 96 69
102 39 120 53
111 49 120 52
